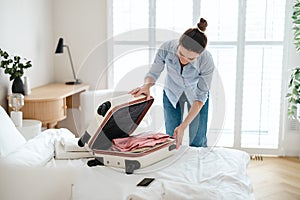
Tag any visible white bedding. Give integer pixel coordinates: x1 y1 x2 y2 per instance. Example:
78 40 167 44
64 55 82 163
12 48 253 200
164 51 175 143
0 129 254 200
0 128 75 166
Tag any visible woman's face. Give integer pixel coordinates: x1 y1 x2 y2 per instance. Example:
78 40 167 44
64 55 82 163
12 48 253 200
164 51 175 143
177 45 200 65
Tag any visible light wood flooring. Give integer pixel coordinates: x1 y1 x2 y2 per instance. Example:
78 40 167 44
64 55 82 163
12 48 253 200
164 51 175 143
247 156 300 200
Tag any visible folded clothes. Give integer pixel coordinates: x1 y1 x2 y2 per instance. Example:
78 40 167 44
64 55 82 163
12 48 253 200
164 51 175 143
112 133 169 152
54 139 92 160
61 137 88 152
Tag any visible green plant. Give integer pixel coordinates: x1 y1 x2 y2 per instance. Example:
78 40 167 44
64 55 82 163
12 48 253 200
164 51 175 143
287 0 300 119
292 0 300 51
287 68 300 119
0 48 32 81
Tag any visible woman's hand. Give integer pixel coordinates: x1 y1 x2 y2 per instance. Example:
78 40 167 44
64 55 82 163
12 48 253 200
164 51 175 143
129 83 152 100
173 101 203 149
173 124 187 149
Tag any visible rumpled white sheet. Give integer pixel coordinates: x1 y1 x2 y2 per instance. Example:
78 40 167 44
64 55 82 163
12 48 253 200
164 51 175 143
126 147 254 200
0 128 254 200
127 179 222 200
57 146 254 200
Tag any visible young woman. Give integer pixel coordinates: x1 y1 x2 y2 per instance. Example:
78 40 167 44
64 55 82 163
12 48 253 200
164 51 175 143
130 18 215 149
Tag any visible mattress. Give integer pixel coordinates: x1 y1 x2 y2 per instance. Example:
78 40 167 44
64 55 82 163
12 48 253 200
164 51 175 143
0 128 254 200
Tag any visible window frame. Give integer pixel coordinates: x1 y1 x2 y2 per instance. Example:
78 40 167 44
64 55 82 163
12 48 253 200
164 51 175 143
107 0 288 155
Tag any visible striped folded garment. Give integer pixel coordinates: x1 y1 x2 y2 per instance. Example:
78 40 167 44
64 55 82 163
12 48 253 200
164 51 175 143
112 133 170 152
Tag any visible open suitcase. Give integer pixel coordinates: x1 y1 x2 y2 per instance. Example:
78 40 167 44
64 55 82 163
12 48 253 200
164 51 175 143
78 94 176 174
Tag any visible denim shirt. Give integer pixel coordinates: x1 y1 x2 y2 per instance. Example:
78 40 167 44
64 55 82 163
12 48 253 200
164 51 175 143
145 39 215 108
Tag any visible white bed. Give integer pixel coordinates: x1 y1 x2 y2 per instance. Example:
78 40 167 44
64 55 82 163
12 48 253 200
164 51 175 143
0 95 254 200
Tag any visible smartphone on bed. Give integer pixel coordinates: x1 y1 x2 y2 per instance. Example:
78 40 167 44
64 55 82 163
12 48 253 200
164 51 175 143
136 178 155 187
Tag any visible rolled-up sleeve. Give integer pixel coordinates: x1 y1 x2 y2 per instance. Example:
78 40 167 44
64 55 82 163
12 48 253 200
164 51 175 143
195 51 215 104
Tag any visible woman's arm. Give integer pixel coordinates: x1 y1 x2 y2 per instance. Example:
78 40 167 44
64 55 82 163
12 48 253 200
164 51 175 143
173 100 203 149
129 41 169 99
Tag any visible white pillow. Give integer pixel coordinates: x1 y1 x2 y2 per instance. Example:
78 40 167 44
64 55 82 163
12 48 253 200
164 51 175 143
0 106 26 157
1 131 54 166
0 128 76 166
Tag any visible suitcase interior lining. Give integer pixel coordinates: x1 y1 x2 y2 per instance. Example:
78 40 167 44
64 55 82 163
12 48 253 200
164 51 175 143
91 99 154 150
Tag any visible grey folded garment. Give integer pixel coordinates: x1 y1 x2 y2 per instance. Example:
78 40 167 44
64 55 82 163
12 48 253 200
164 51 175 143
54 138 92 160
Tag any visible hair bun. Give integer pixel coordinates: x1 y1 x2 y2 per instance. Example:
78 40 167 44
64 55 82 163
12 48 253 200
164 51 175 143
197 18 208 32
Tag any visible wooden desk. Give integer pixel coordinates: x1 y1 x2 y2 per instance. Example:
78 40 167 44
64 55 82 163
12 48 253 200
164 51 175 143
21 83 89 128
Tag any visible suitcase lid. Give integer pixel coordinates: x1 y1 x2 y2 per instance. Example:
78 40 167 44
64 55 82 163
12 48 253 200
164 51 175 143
89 94 154 150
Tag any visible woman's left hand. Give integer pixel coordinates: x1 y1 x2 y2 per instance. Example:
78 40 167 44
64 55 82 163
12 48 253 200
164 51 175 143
173 124 186 149
129 84 151 100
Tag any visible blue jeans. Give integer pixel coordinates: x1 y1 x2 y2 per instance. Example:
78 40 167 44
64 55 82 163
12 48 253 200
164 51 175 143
163 91 208 147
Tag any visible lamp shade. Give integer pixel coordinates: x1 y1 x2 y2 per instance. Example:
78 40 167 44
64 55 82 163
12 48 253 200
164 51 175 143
55 38 64 54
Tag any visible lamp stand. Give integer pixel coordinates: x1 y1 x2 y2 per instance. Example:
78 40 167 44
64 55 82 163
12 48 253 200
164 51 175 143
65 79 82 85
65 45 81 85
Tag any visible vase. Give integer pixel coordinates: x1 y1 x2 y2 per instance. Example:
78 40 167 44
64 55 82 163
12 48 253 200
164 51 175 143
12 77 25 95
24 76 31 95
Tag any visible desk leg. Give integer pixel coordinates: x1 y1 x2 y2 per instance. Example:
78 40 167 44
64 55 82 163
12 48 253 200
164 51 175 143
45 121 58 129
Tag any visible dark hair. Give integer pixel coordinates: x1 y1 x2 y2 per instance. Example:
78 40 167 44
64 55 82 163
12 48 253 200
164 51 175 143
179 18 208 54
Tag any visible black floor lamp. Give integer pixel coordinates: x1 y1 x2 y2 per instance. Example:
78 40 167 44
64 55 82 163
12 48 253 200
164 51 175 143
55 38 81 85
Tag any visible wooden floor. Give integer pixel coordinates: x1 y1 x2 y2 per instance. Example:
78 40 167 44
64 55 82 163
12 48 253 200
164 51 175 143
247 156 300 200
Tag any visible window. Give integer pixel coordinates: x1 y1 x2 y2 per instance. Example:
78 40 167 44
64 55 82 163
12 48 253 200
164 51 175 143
108 0 286 154
241 0 285 148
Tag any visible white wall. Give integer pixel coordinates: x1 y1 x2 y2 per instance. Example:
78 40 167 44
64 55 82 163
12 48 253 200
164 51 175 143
53 0 108 90
0 0 108 109
52 0 108 135
0 0 107 134
0 0 54 110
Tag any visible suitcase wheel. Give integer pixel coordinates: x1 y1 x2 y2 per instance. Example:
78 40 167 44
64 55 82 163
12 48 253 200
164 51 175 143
125 160 141 174
97 101 111 117
78 138 84 147
78 131 91 147
87 158 104 167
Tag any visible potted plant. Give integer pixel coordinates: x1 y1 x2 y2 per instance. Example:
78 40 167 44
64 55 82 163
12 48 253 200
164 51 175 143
287 68 300 119
0 48 32 95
